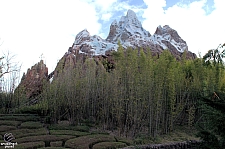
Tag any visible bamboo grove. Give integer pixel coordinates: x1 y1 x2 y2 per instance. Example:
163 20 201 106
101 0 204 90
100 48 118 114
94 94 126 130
6 44 225 138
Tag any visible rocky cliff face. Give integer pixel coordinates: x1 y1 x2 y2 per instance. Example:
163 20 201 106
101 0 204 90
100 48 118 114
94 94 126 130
16 60 48 99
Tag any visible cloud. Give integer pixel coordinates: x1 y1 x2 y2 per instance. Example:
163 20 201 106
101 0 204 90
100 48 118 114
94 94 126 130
0 0 102 74
101 13 113 22
94 0 118 12
142 0 225 56
0 0 147 75
89 0 146 38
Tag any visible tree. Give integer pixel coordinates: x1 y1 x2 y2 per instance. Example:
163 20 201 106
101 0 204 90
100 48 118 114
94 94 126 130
0 51 20 78
197 92 225 149
203 43 225 66
0 51 21 113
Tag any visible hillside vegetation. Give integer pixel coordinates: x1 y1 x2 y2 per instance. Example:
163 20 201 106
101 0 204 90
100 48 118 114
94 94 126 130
1 44 225 147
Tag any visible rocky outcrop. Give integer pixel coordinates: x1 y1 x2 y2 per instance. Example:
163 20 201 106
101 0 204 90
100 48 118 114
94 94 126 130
153 25 196 59
15 60 48 99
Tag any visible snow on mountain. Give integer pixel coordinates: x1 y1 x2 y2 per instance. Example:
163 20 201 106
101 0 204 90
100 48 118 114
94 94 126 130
73 29 118 55
153 25 188 53
70 9 193 57
106 9 150 44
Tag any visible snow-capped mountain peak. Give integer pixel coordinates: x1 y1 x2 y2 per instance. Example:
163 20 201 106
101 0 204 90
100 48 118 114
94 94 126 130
125 9 142 28
74 29 90 45
107 9 151 43
69 9 195 59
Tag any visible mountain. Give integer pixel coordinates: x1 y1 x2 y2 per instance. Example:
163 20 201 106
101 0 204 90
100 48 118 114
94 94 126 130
16 10 197 99
69 9 196 60
52 9 196 79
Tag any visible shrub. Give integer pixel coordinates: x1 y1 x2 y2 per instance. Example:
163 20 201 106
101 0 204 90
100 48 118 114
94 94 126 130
0 125 16 132
20 121 43 129
0 115 39 121
50 130 90 136
16 141 45 149
93 142 127 149
0 128 46 138
15 135 75 143
49 124 89 132
0 120 21 127
50 141 62 147
65 134 116 149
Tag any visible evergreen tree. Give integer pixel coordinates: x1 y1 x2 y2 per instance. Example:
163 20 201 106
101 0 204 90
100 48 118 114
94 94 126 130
197 92 225 149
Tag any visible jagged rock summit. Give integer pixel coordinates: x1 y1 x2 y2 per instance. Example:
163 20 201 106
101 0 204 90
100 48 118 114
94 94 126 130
15 60 48 100
106 9 151 44
154 25 188 53
70 9 195 59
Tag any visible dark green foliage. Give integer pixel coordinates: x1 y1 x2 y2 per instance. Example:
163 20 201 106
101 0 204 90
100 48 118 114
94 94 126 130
197 130 220 149
203 43 225 67
49 124 90 132
50 130 90 136
0 120 21 126
197 92 225 149
16 141 45 149
35 46 225 138
0 125 17 132
14 135 75 144
3 44 225 143
65 134 116 148
93 142 127 149
0 115 39 121
20 121 43 129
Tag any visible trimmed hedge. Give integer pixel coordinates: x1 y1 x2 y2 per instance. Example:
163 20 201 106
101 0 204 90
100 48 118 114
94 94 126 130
38 147 66 149
65 134 116 149
15 135 75 143
0 120 21 127
16 141 45 149
0 125 17 132
0 128 47 138
20 121 43 129
50 141 62 147
50 130 90 137
93 141 127 149
49 124 90 132
0 115 39 121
